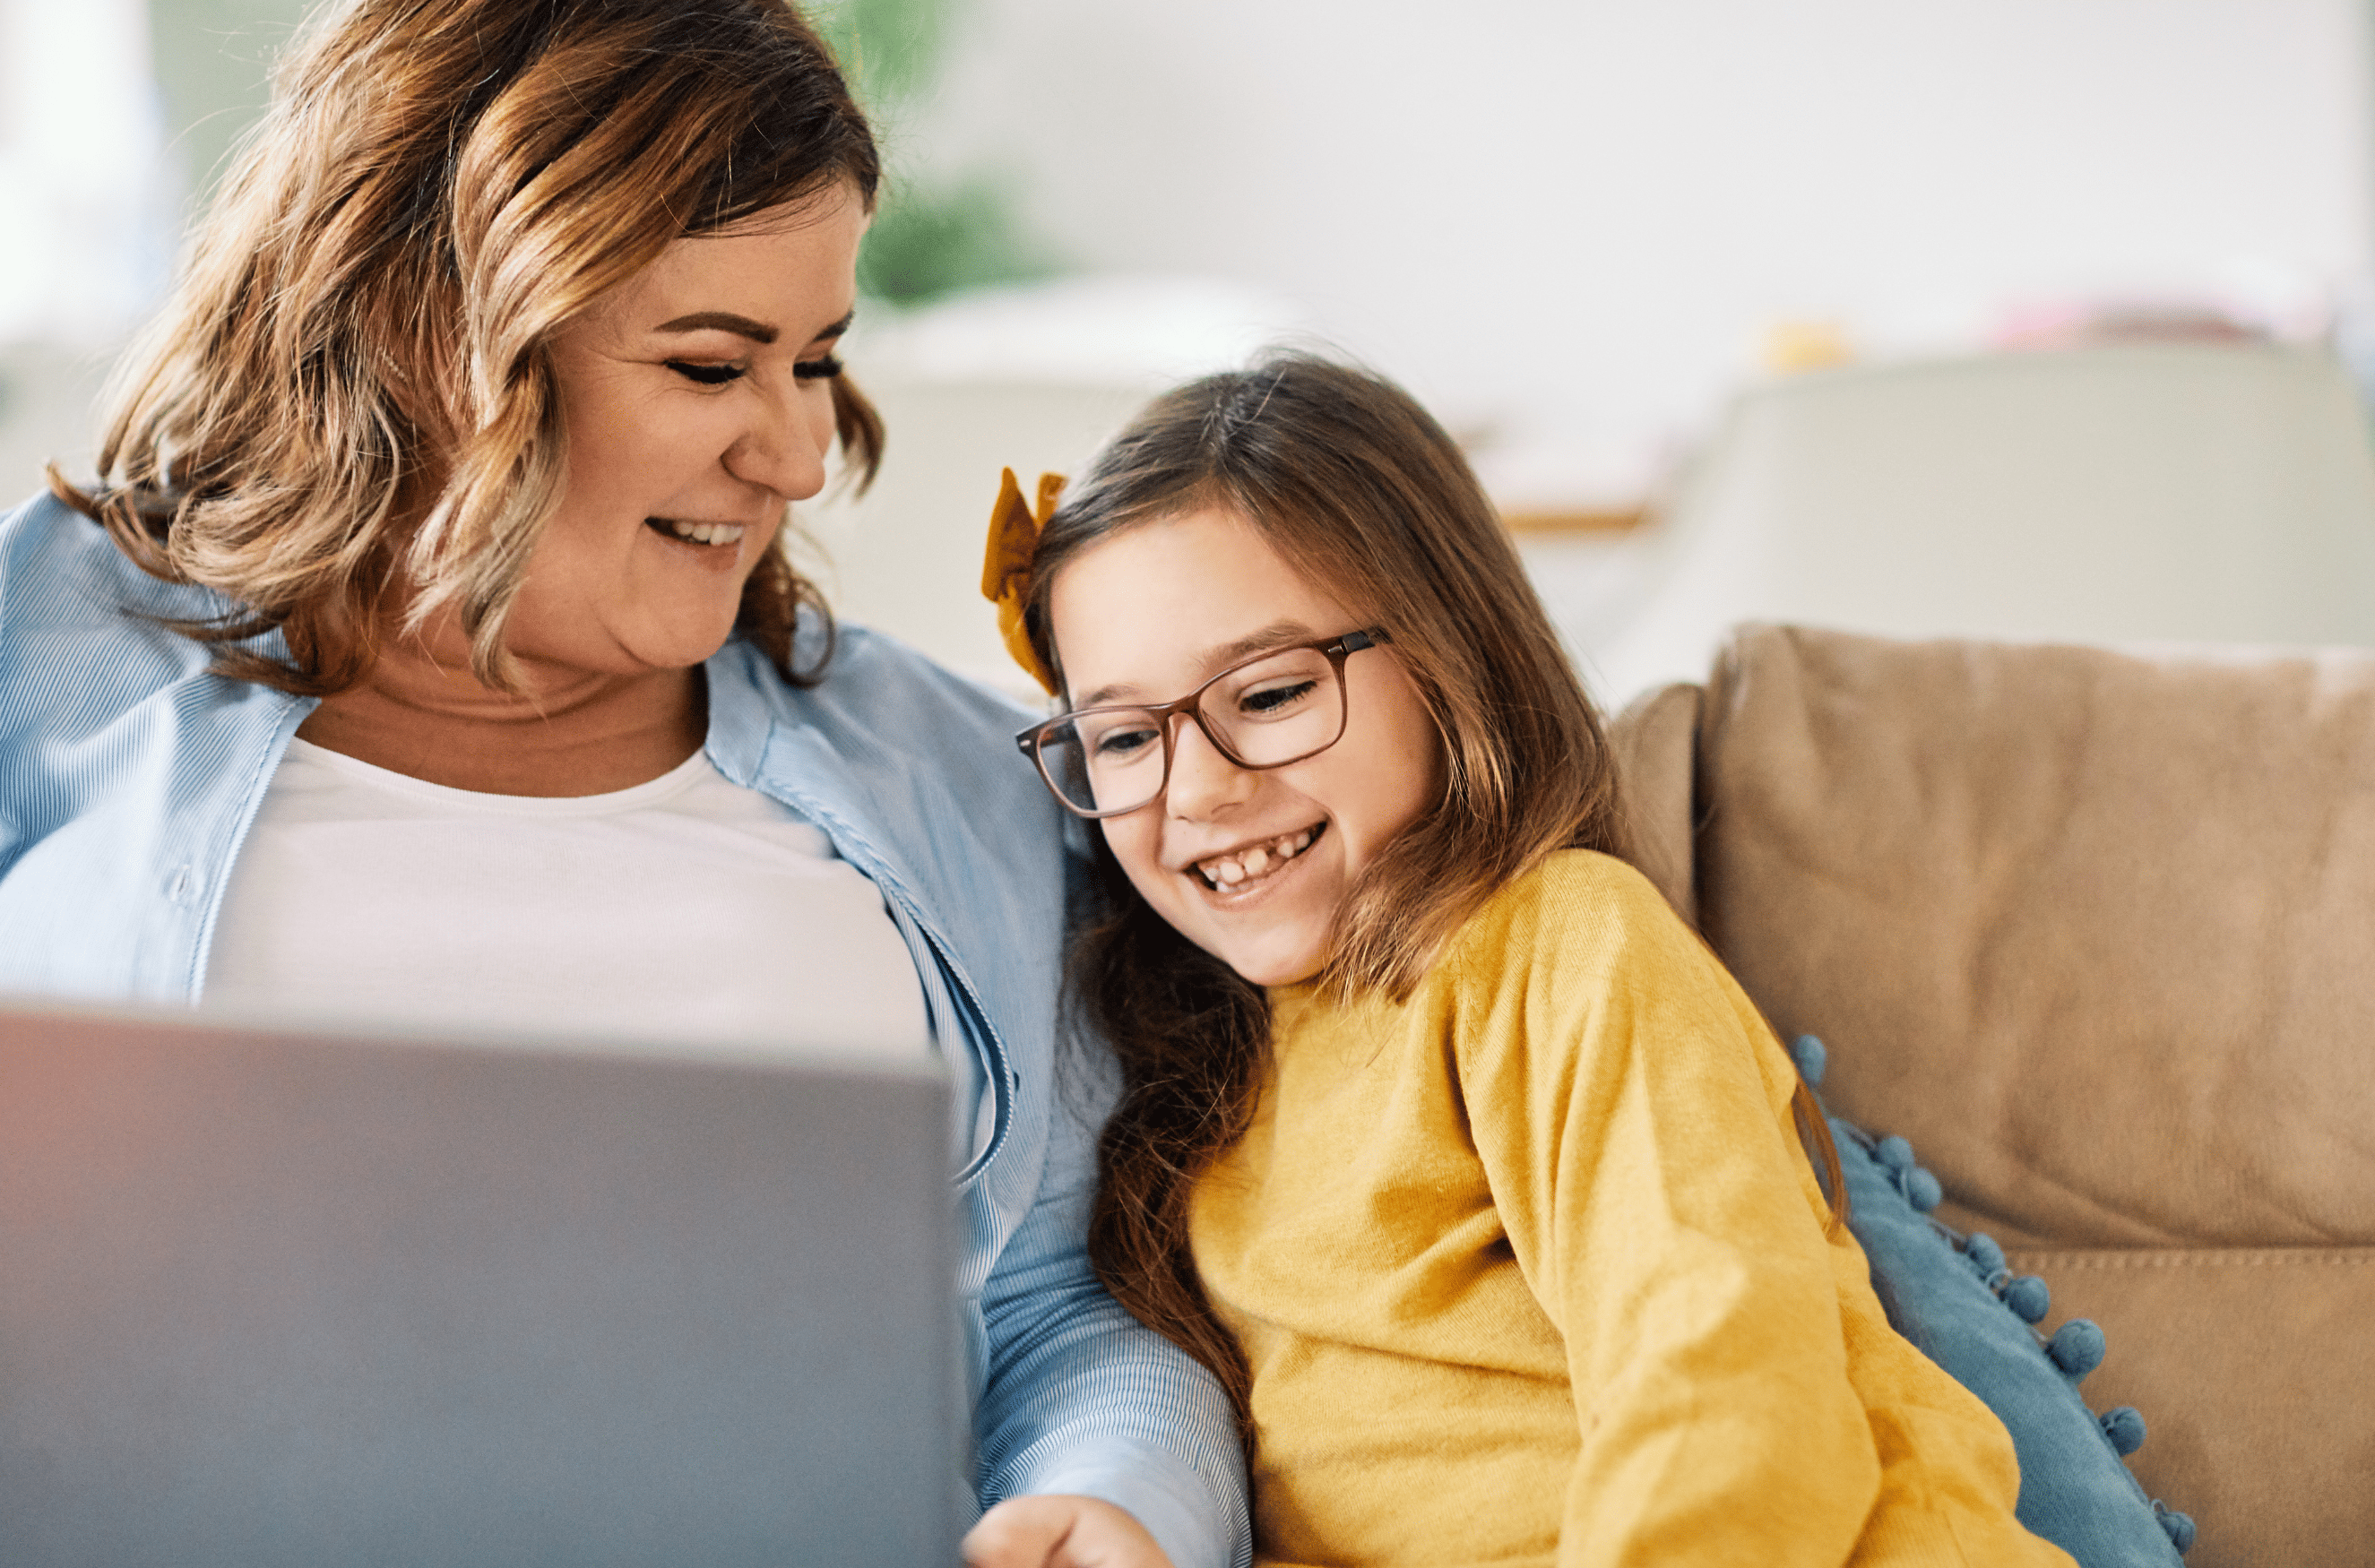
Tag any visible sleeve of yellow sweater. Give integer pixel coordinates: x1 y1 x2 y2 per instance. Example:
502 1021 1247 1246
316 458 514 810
1447 854 1883 1568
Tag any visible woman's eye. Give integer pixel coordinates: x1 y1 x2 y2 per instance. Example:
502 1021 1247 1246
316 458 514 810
665 360 744 386
1240 679 1317 717
793 353 845 382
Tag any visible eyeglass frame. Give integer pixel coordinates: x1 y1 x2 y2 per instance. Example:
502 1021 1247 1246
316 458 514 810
1013 626 1395 820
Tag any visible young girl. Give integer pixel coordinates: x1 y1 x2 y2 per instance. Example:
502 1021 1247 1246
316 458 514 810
985 354 2074 1568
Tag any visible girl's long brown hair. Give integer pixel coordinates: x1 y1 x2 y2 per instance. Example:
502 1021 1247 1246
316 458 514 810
1027 355 1844 1436
1022 355 1620 1432
52 0 882 694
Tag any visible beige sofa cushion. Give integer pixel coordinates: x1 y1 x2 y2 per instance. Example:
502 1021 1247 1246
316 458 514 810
1607 681 1700 927
2003 1246 2375 1568
1605 627 2375 1564
1686 625 2375 1251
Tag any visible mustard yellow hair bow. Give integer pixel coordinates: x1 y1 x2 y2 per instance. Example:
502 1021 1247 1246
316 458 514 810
981 467 1067 695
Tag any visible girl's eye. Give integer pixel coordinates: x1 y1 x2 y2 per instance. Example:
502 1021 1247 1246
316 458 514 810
1239 679 1318 717
794 353 845 382
665 360 743 386
1090 724 1161 762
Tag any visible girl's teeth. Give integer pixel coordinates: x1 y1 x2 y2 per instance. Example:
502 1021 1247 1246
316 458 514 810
1197 828 1317 890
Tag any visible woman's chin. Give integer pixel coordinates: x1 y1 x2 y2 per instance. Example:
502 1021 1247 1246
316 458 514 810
611 590 757 672
506 613 742 683
633 625 742 675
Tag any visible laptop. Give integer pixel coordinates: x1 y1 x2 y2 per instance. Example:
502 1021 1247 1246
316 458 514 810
0 997 963 1567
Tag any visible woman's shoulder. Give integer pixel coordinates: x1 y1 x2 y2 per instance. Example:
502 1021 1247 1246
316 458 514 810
712 619 1075 881
0 490 229 700
2 487 237 617
3 488 118 607
744 619 1038 750
829 622 1040 729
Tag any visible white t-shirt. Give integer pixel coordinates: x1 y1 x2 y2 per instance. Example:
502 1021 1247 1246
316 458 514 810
203 738 929 1057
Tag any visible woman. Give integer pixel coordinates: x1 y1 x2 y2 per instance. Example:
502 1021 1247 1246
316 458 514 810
0 3 1244 1564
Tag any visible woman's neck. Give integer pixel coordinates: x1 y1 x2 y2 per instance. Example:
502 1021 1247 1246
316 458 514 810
295 633 707 797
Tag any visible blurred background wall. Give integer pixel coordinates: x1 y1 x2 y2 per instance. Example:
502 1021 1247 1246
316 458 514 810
4 0 2372 698
920 0 2371 473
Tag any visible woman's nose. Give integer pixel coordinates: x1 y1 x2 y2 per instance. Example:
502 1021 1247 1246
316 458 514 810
1163 716 1256 820
727 379 831 501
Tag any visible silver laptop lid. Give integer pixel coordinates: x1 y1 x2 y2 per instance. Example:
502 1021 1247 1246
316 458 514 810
0 998 963 1568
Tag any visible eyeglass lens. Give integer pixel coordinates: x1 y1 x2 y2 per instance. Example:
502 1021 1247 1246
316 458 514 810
1035 644 1349 815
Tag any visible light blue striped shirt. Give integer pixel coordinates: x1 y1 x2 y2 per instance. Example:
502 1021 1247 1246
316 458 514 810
0 490 1250 1568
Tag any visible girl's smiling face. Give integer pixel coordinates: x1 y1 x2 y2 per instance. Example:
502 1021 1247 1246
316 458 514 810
1048 507 1444 986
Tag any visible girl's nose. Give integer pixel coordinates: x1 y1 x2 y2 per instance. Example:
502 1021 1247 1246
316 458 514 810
1163 715 1256 820
727 379 830 501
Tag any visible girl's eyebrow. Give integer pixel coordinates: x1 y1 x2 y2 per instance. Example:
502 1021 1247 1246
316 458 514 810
1205 622 1317 669
650 308 856 345
1074 621 1319 709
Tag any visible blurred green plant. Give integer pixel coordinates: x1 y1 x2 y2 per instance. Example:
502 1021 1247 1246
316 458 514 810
815 0 1058 307
814 0 946 106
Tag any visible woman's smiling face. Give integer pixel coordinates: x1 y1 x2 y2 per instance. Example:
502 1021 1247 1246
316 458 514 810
501 185 867 679
1048 507 1444 986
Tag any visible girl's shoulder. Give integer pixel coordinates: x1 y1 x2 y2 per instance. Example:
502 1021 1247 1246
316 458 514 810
1422 850 1782 1093
1428 848 1712 1004
1448 847 1692 950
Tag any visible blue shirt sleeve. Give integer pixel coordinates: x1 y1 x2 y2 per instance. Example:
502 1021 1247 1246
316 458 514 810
971 1051 1251 1568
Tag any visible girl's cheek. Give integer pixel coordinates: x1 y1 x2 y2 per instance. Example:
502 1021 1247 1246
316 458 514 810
1101 815 1177 909
1097 812 1135 874
1098 816 1149 881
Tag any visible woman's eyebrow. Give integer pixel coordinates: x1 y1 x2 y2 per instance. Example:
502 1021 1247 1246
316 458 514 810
650 308 856 346
652 311 780 343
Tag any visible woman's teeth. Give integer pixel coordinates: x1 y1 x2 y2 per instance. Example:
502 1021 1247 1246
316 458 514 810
652 518 745 547
1196 828 1316 890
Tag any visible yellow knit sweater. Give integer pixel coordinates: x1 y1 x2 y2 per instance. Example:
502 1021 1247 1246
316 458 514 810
1187 850 2076 1568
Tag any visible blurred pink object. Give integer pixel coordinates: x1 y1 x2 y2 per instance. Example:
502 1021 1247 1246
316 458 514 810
1996 298 2266 350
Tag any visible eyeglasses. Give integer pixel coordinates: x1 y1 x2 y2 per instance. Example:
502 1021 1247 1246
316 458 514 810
1015 628 1394 819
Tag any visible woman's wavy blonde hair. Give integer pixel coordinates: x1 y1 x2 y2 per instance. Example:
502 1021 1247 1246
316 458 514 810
53 0 883 694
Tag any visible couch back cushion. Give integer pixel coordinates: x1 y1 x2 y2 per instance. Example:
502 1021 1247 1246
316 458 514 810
1685 624 2375 1249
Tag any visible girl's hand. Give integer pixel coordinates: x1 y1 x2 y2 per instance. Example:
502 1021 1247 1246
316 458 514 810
963 1495 1176 1568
